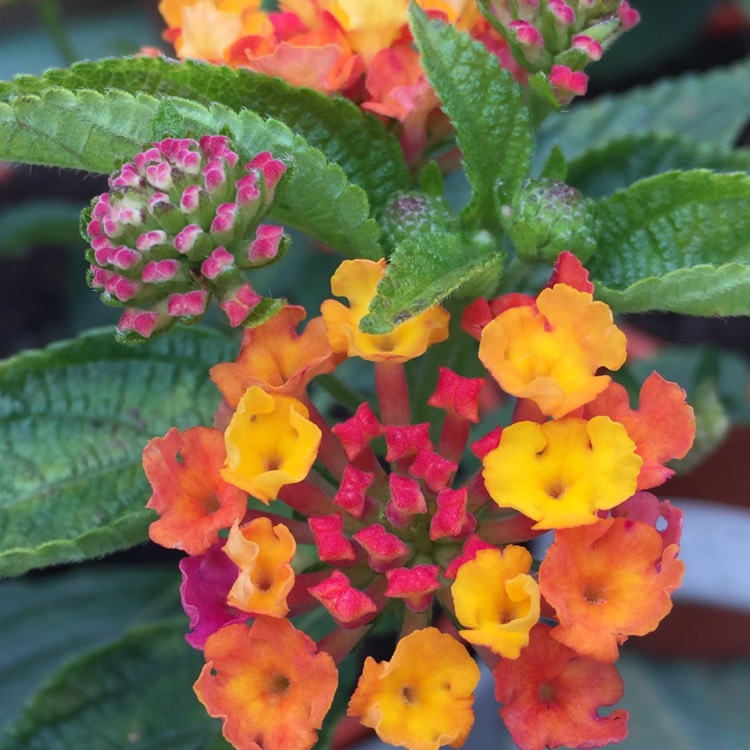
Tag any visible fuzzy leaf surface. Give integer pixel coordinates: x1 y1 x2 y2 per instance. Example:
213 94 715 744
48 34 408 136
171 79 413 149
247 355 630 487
0 56 409 210
589 170 750 315
0 619 218 750
0 327 236 576
0 89 383 259
539 57 750 163
409 4 533 224
568 133 750 198
361 231 503 333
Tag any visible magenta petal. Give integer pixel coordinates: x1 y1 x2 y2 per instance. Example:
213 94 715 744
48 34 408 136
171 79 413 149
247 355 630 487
179 542 245 649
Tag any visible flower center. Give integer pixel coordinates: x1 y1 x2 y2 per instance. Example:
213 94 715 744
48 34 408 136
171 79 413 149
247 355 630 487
399 684 418 705
268 671 291 696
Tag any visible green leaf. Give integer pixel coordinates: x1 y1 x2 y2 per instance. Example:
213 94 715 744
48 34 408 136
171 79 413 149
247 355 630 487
589 171 750 315
0 326 236 576
538 56 750 164
0 88 383 260
0 565 179 728
0 619 219 750
409 4 533 225
0 56 409 211
567 133 750 199
360 230 503 334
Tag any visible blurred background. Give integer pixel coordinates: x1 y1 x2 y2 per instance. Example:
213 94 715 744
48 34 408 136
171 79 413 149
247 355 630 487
0 1 749 748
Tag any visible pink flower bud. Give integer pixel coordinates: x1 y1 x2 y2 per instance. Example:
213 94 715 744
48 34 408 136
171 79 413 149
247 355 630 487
111 247 142 270
385 565 441 612
210 203 238 234
180 184 203 213
173 224 204 254
548 0 576 25
248 151 287 189
617 1 641 31
90 265 113 289
309 513 357 565
334 465 374 518
200 135 239 167
354 524 409 573
430 487 476 541
218 283 262 327
117 308 161 338
203 159 228 195
248 224 284 262
200 247 235 280
509 19 544 48
106 274 142 302
134 147 161 170
236 173 260 205
308 570 378 628
148 192 172 214
428 367 484 422
408 448 457 492
332 403 383 461
384 423 431 462
549 64 589 104
470 426 503 459
572 34 603 61
146 161 174 191
136 230 168 252
385 474 427 528
167 289 208 317
142 259 181 283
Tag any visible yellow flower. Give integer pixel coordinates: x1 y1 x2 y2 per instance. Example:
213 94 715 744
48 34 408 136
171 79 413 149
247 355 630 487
321 259 449 362
223 517 296 617
452 546 540 659
329 0 408 62
482 416 642 529
348 627 480 750
478 284 626 418
222 386 321 503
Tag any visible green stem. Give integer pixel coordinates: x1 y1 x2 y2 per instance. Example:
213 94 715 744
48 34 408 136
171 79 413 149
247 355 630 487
37 0 77 65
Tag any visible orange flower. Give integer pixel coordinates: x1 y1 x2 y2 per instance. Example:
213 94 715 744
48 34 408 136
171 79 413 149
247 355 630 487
222 386 321 503
195 618 338 750
348 627 480 750
482 417 642 529
210 305 342 407
321 259 450 362
452 546 540 659
329 0 409 63
495 623 628 750
479 284 627 419
583 372 695 490
539 517 684 662
223 517 296 617
144 426 247 555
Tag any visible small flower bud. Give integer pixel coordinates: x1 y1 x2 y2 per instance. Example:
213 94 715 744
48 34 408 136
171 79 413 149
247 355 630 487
84 135 289 343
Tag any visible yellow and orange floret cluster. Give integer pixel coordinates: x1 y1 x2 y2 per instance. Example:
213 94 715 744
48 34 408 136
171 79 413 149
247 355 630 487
144 250 693 750
155 0 640 162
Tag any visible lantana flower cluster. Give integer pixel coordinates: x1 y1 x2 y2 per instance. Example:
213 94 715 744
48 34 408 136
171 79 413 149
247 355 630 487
144 247 694 750
157 0 639 160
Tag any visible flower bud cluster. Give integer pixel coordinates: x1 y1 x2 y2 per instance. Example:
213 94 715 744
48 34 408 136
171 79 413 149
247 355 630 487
492 0 640 103
84 136 288 343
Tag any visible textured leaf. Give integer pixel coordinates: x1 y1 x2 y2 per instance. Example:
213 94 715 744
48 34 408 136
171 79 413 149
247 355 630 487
568 133 750 198
0 56 409 211
0 88 383 259
0 327 236 576
360 230 503 334
538 57 750 164
409 4 533 224
0 565 179 728
589 171 750 315
0 619 218 750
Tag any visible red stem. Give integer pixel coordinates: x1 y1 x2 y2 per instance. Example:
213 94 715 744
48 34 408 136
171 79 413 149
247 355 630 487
375 360 411 425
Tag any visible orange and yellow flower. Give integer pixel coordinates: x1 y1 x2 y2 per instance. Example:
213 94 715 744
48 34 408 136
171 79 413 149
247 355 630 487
478 284 627 419
482 416 642 529
223 517 296 617
540 517 684 662
348 627 480 750
452 546 540 659
222 386 321 503
144 426 247 555
321 259 449 362
210 304 342 407
195 618 338 750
